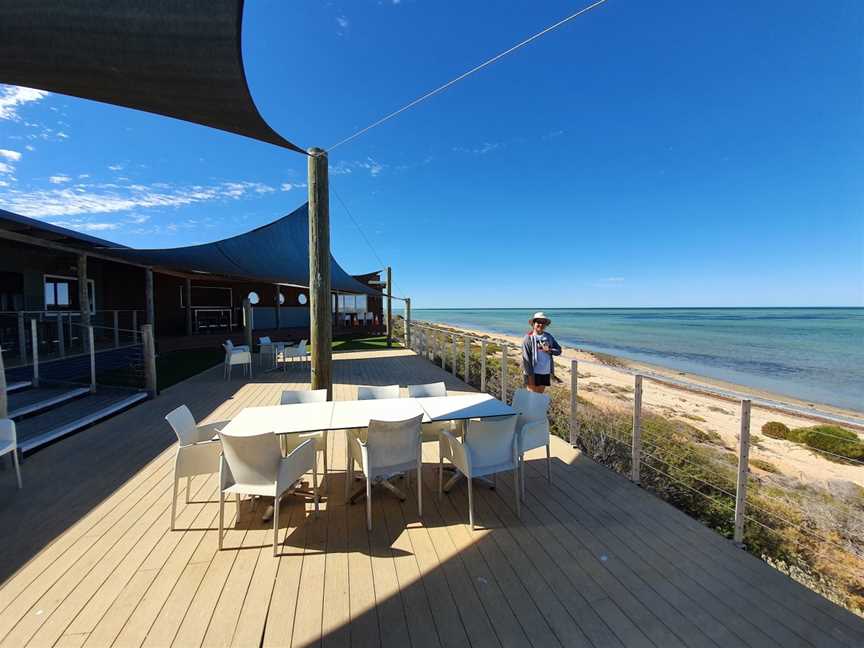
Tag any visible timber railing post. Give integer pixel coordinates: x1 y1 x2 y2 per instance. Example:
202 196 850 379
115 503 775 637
451 335 457 376
500 344 508 402
734 399 751 546
57 313 66 358
632 375 643 483
480 340 487 393
30 319 39 387
463 336 470 384
17 311 26 365
385 266 392 348
242 298 253 355
405 297 412 348
308 147 333 398
132 310 138 344
440 333 445 369
142 324 157 398
0 345 7 419
88 326 96 393
570 359 578 446
113 310 120 348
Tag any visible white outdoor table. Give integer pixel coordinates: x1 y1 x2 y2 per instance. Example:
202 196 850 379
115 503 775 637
416 393 515 422
331 398 428 429
219 402 335 437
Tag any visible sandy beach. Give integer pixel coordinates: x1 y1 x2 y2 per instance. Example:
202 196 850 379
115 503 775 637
418 320 864 488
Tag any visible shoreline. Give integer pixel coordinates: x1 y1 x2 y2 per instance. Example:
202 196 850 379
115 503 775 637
417 319 864 427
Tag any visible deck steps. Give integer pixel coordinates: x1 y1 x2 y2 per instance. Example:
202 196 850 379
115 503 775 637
8 386 90 420
7 381 31 393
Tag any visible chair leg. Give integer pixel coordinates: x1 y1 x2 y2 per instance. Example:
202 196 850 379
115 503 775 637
313 463 320 515
185 476 191 504
13 450 22 489
236 493 241 520
513 466 521 519
546 444 552 483
438 456 443 499
322 434 328 476
467 477 475 530
344 447 353 502
218 491 225 550
417 458 423 517
273 495 280 557
366 476 373 531
170 477 179 531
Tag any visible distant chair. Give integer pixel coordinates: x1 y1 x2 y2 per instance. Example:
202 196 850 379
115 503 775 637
357 384 400 400
218 432 318 556
439 415 520 530
280 389 329 475
165 405 224 530
0 419 22 489
407 382 456 443
512 389 552 500
346 414 424 530
222 342 252 379
282 339 308 371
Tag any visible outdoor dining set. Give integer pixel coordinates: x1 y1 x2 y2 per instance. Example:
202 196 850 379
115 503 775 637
222 336 309 379
165 382 553 556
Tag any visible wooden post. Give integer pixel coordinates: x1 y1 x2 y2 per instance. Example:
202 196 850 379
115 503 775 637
500 344 508 402
333 291 339 333
734 399 752 546
632 375 643 483
78 254 91 353
113 310 120 348
480 340 487 393
0 345 7 419
145 268 155 336
57 312 66 357
451 335 457 376
31 318 39 388
142 324 157 398
275 285 282 330
440 333 445 369
308 147 333 397
17 311 26 365
132 310 138 344
463 335 470 383
385 266 393 347
242 298 253 352
570 359 578 446
88 326 96 393
184 278 193 336
405 297 412 348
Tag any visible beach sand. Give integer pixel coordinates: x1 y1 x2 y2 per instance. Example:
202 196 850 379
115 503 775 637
420 321 864 489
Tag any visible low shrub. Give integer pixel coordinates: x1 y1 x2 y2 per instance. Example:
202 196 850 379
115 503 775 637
751 458 780 473
762 421 790 439
797 426 864 463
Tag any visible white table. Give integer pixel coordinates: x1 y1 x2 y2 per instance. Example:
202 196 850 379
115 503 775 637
331 398 427 429
416 393 515 422
220 402 335 437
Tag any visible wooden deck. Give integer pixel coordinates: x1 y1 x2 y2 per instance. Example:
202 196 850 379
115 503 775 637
0 349 862 648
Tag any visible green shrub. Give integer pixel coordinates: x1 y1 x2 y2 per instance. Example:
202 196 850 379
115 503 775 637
761 421 790 439
750 458 780 473
798 426 864 463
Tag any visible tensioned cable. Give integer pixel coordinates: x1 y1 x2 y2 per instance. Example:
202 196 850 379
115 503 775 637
327 0 609 151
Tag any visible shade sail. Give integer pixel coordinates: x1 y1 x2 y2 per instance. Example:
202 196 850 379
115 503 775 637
0 0 303 153
105 203 378 295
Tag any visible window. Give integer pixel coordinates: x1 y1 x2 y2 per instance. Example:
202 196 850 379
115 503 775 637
44 275 94 312
298 293 308 305
247 291 260 305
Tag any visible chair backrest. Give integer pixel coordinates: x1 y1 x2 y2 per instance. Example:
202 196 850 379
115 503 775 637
512 389 551 425
366 414 423 469
296 340 307 354
407 382 447 398
465 415 518 468
357 384 400 400
280 388 328 405
225 340 234 350
219 431 283 488
0 419 16 448
259 336 272 345
165 405 204 445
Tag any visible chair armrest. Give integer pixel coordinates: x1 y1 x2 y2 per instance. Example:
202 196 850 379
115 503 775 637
518 419 550 453
231 345 250 352
439 428 471 475
277 438 316 494
196 421 228 442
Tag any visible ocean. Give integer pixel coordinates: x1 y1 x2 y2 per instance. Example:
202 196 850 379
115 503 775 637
410 308 864 413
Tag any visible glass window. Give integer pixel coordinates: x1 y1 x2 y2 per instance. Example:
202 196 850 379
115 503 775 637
356 295 367 312
57 282 70 306
45 282 55 306
247 291 259 305
298 293 308 305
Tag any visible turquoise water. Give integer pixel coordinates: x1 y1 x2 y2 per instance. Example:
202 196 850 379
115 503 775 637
411 308 864 412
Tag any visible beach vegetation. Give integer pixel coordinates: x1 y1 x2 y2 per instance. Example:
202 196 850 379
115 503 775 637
592 351 627 368
750 458 780 473
793 425 864 463
762 421 790 439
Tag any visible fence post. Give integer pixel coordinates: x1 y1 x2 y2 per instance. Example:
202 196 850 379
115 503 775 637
88 326 96 393
132 310 138 344
451 335 457 376
405 298 412 348
142 324 157 398
243 298 253 354
500 344 508 402
0 345 7 419
631 375 643 483
570 359 578 446
57 313 66 357
17 311 26 365
31 319 39 388
463 336 470 384
113 310 120 348
480 340 487 393
440 333 445 369
734 399 751 546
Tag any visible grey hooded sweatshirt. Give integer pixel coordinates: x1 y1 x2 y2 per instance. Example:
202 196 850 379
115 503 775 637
521 331 562 378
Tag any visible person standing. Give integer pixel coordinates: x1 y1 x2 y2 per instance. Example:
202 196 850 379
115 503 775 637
521 312 562 393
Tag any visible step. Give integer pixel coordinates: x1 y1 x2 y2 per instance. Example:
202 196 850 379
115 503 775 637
8 387 90 419
7 381 31 393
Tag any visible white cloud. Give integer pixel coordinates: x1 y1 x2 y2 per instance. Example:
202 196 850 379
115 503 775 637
0 162 12 175
453 141 502 155
281 182 307 191
56 131 69 139
25 145 35 152
108 164 124 171
0 149 22 162
336 15 349 29
0 85 50 121
51 220 119 232
330 158 386 177
49 175 71 184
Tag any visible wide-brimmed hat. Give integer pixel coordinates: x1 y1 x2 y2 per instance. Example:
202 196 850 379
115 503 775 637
529 311 551 326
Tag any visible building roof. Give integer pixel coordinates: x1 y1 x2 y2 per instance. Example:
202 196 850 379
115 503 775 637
0 206 379 295
0 0 303 153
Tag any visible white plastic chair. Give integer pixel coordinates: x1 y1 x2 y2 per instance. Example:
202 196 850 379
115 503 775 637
282 339 308 371
357 384 400 400
165 405 224 530
439 415 520 529
0 419 22 489
218 433 318 556
407 382 454 443
345 414 424 530
512 389 552 500
223 342 252 379
280 389 329 475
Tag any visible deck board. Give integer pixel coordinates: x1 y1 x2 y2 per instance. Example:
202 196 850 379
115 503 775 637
1 349 862 648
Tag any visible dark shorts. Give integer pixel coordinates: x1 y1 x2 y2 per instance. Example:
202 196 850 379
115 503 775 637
525 373 551 387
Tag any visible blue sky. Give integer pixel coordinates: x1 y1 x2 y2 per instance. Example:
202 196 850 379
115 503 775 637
1 0 862 308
